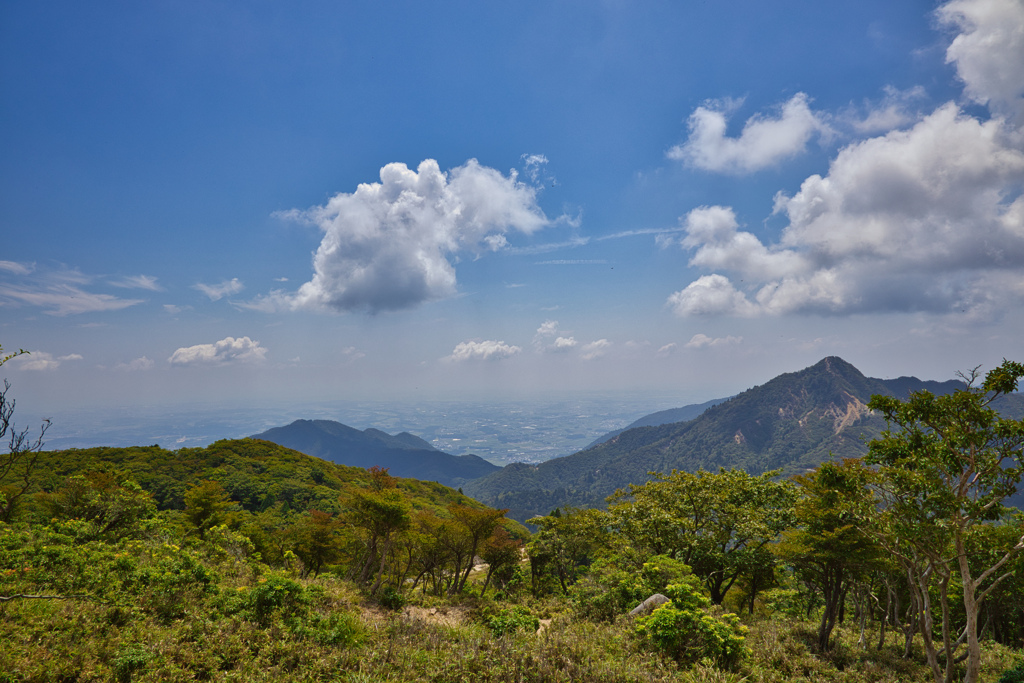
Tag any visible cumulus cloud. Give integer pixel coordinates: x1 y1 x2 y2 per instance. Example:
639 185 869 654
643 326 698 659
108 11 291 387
668 93 830 174
194 278 244 301
668 0 1024 319
446 340 522 362
938 0 1024 123
277 159 548 314
115 356 155 371
533 320 578 352
580 339 611 360
685 334 742 349
667 274 759 316
168 336 267 365
10 351 83 371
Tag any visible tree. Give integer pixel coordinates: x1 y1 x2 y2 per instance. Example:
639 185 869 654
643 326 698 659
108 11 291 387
447 502 508 594
183 480 236 538
480 526 522 595
0 345 50 523
346 484 411 595
775 459 883 651
290 509 344 578
608 468 797 604
527 507 609 595
866 360 1024 683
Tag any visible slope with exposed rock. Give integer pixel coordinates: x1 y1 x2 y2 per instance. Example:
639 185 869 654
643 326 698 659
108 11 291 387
464 357 981 522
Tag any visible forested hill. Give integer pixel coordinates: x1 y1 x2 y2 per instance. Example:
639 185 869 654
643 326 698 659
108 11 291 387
252 419 500 488
463 356 1017 523
30 438 489 518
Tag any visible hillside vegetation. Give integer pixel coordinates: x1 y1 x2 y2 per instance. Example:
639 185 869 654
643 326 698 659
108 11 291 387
3 351 1024 683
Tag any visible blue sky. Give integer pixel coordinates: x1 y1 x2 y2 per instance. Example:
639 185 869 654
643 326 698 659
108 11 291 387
2 0 1024 419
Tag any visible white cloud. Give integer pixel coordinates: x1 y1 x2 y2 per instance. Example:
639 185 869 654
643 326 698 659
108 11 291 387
533 320 578 352
446 340 522 362
685 334 742 349
163 304 191 314
10 351 83 371
168 336 267 365
669 105 1024 317
110 274 163 291
280 159 548 314
194 278 244 301
667 274 759 316
552 336 578 351
667 0 1024 320
580 339 611 360
115 356 155 371
667 93 830 174
535 320 559 338
938 0 1024 123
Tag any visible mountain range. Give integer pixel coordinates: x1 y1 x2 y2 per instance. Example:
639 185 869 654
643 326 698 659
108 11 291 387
251 419 500 488
463 356 1024 522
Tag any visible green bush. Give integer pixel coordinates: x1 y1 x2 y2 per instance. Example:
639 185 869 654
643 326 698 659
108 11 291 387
289 610 365 647
376 585 406 610
245 574 309 625
999 659 1024 683
483 605 540 637
636 578 750 669
112 644 150 683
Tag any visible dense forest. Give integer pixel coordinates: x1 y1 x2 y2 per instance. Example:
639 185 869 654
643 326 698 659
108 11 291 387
3 347 1024 682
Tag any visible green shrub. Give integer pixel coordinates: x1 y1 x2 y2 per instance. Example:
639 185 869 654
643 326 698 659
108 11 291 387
636 578 750 669
483 605 540 637
289 610 365 647
999 659 1024 683
376 585 406 610
245 574 309 625
112 644 150 683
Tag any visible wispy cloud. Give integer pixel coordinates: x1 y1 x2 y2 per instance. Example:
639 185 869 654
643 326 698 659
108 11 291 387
580 339 611 360
0 283 143 316
193 278 244 301
0 260 34 275
115 356 155 371
110 274 163 291
535 259 608 265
